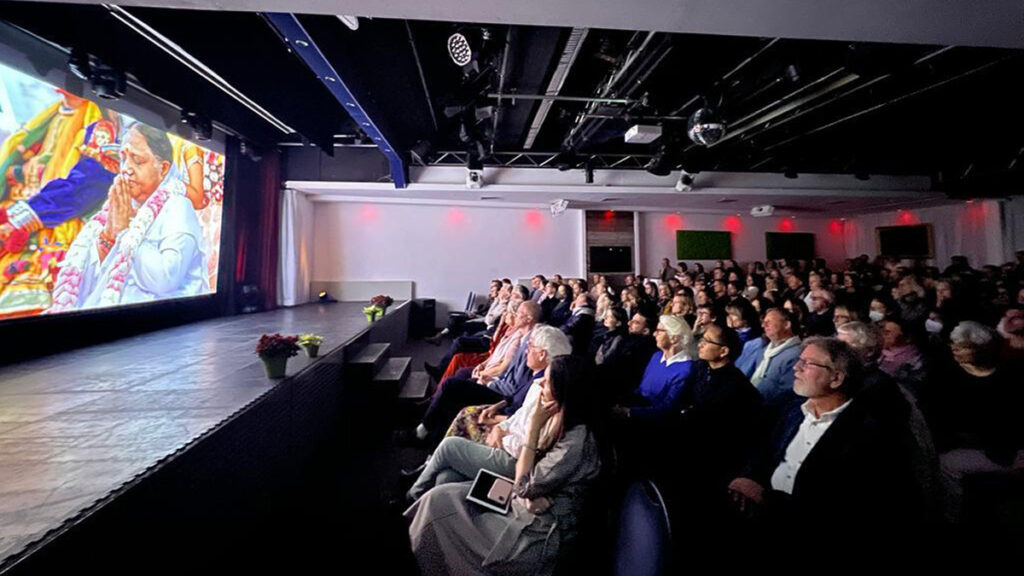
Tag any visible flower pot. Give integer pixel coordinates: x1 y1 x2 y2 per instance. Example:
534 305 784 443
260 355 288 379
301 343 320 358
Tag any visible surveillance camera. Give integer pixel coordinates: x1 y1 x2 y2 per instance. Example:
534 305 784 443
466 168 483 189
675 170 695 193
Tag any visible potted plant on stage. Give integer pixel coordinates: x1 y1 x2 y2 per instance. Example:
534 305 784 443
363 294 394 323
298 333 324 358
256 333 300 379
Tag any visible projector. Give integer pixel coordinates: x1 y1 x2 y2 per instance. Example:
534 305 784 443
466 168 483 189
750 205 775 217
624 124 662 144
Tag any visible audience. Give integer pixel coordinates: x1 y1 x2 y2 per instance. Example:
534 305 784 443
405 250 1024 572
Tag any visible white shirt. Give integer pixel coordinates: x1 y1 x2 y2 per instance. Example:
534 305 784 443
498 375 544 457
661 348 692 367
770 399 852 494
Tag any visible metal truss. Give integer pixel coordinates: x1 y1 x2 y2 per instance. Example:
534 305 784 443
415 151 657 169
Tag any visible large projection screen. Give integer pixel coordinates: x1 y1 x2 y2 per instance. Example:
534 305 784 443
0 61 225 320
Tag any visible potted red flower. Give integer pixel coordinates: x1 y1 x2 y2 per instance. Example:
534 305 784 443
255 333 300 378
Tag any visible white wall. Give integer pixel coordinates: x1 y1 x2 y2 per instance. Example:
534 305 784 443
845 200 1007 267
637 212 849 274
313 203 584 322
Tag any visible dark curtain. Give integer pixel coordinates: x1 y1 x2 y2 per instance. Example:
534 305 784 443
233 148 282 312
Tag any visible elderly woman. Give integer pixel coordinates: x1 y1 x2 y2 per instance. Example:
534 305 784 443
406 355 601 576
927 321 1024 523
613 314 697 421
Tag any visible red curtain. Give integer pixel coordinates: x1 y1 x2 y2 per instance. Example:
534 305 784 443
233 149 281 312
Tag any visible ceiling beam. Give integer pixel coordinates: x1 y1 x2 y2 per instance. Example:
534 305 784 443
263 13 408 188
26 1 1024 49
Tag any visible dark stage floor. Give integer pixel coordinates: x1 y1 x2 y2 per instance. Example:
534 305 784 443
0 302 403 567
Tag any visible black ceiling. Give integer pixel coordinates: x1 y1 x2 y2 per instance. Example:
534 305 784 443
2 2 1023 193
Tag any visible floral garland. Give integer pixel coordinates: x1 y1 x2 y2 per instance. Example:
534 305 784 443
48 186 171 313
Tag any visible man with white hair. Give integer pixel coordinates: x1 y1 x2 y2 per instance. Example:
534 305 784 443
804 288 836 337
407 327 572 500
410 323 570 448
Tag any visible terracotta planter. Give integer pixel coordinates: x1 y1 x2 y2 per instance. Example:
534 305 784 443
260 355 288 379
301 343 320 358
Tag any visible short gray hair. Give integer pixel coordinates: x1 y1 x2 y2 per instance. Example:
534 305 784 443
950 320 996 347
802 336 864 397
530 325 572 358
836 321 882 363
518 300 542 322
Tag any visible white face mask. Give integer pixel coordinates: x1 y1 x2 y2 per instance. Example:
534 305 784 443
868 310 885 322
925 319 943 334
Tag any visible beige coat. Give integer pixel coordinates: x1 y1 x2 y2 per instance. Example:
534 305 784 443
406 425 600 575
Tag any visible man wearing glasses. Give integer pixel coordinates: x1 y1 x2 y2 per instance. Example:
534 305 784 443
726 337 919 543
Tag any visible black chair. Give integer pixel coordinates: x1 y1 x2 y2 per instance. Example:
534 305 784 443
612 480 672 576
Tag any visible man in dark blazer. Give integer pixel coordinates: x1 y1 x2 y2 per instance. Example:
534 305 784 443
727 337 920 546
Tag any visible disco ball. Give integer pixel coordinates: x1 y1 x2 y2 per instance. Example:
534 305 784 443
687 107 726 146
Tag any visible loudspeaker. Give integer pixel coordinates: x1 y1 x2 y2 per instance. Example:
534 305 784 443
411 299 436 338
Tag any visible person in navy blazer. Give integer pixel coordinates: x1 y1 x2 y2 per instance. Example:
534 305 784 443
727 337 921 542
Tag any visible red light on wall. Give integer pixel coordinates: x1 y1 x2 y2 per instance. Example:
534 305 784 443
778 218 795 232
829 219 844 235
359 205 377 222
524 210 543 227
447 209 466 225
899 211 915 225
664 213 683 231
723 215 743 234
604 210 615 221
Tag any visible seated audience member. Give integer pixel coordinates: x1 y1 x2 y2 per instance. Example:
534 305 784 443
548 284 573 327
925 321 1024 523
669 292 697 328
781 273 807 302
725 298 762 344
659 257 678 282
657 283 673 312
431 302 523 387
782 296 810 337
406 355 601 576
561 293 596 356
832 302 858 331
727 338 920 542
539 281 560 322
528 274 547 303
996 304 1024 360
643 280 659 302
425 279 501 343
664 324 762 523
409 308 550 447
836 321 939 520
740 308 802 408
894 274 929 325
878 317 926 391
692 303 716 341
597 309 658 404
868 295 898 324
612 315 696 421
427 285 530 377
804 288 836 336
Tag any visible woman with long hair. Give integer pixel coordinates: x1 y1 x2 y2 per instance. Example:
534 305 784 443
406 355 601 576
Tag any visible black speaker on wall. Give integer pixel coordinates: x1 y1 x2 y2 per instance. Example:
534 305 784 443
411 298 436 338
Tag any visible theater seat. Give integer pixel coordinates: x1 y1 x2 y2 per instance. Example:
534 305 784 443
613 480 672 576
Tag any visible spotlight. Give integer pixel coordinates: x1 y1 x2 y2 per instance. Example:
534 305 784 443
318 290 337 303
687 107 726 146
447 33 473 66
675 170 695 192
466 156 484 189
68 48 92 81
336 15 359 31
554 151 579 172
645 146 673 177
550 199 569 217
585 163 594 184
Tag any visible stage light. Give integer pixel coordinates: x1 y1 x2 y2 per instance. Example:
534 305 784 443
88 63 126 100
409 140 433 165
466 156 484 189
784 169 798 179
675 170 695 192
448 33 473 66
318 291 337 303
68 48 92 81
687 107 726 146
585 162 594 184
337 15 359 30
645 146 673 177
550 199 569 217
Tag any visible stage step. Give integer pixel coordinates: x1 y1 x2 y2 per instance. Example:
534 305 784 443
347 342 391 379
399 372 430 401
373 357 411 388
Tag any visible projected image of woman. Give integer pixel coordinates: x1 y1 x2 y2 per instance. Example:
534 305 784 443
49 122 208 311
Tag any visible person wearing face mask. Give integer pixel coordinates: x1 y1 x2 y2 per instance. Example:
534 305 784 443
868 296 896 324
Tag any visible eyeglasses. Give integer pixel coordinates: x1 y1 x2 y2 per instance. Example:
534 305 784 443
794 358 834 372
653 327 666 333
